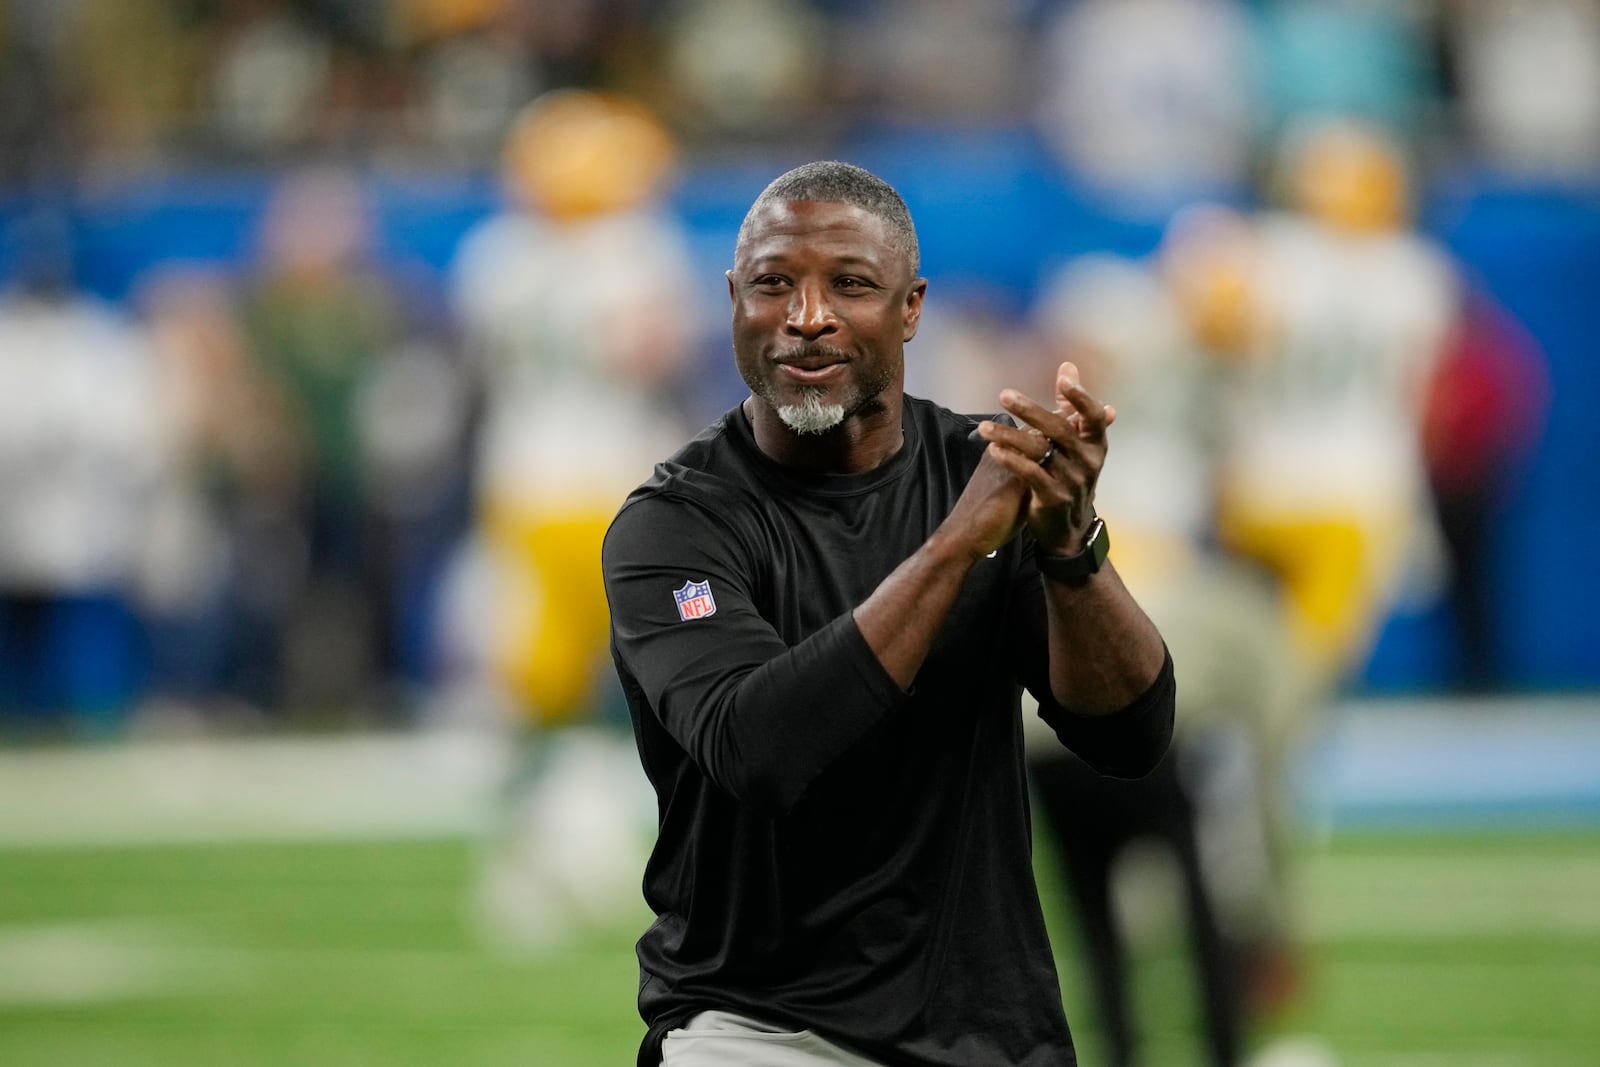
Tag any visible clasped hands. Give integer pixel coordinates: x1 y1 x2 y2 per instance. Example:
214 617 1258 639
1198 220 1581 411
970 361 1116 558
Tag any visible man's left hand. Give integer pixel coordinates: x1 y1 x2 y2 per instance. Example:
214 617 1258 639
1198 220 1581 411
974 361 1116 555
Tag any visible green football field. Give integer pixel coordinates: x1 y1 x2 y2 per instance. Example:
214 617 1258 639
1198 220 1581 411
1 831 1596 1067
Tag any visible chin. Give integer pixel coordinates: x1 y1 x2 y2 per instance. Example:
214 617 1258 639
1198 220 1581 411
777 391 848 434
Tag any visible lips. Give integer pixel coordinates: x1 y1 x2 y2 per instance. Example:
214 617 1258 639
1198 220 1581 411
774 345 850 375
777 359 846 384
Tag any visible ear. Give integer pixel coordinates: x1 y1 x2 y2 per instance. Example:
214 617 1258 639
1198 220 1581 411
902 278 927 342
726 269 737 306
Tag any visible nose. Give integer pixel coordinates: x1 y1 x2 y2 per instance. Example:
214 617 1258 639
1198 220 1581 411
785 279 838 340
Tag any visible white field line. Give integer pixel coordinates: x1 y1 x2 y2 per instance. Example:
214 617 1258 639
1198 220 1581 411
0 918 250 1006
1238 1039 1574 1067
1361 1059 1580 1067
0 729 515 847
1291 1054 1570 1067
1300 852 1600 940
0 916 552 1007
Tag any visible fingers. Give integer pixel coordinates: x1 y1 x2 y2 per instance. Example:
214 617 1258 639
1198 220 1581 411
977 419 1072 491
978 362 1114 467
975 425 1056 516
977 365 1113 536
1052 362 1112 441
980 437 1064 496
976 413 1054 465
988 368 1111 448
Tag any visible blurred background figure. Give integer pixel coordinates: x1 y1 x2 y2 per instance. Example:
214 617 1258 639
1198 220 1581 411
1418 287 1548 692
1024 244 1304 1067
1214 116 1457 698
901 287 1034 417
133 265 299 725
239 167 422 722
55 0 203 184
1036 0 1259 217
1183 118 1462 1060
446 88 699 951
1159 203 1345 1057
403 0 544 166
654 0 834 150
0 211 164 739
848 0 1032 132
1442 0 1600 183
1256 0 1439 145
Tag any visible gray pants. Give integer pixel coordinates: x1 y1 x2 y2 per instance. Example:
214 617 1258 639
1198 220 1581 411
662 1010 884 1066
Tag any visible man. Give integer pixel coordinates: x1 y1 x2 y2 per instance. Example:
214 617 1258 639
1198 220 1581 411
602 161 1174 1066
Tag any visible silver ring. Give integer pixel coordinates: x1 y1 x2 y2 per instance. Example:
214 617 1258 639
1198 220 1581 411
1039 441 1056 467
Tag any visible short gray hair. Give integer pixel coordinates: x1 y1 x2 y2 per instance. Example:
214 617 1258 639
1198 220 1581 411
735 160 920 274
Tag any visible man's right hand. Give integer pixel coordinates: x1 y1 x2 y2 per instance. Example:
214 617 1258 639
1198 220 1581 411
938 441 1031 562
853 443 1028 689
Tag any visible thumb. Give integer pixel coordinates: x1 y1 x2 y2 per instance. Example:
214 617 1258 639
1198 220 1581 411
1055 361 1080 407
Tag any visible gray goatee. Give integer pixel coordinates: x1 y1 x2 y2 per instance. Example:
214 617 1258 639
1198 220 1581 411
777 388 848 435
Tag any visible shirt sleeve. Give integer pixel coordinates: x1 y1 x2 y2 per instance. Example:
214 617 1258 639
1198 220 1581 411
1007 555 1176 779
603 491 908 814
1034 647 1175 779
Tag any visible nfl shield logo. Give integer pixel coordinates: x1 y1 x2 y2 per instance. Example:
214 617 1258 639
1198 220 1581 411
673 579 717 621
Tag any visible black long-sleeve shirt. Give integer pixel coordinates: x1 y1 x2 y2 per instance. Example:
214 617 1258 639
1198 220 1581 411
602 395 1175 1066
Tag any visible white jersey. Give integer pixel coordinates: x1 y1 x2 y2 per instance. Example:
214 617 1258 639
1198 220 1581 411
1034 253 1216 548
451 206 702 507
0 294 164 591
1221 213 1457 520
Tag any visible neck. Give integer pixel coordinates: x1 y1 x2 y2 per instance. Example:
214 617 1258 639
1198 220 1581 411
744 394 904 475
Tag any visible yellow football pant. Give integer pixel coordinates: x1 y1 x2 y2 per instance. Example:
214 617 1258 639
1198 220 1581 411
1215 505 1411 689
483 503 615 726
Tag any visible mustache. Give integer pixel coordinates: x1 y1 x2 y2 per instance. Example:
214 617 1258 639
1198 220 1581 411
775 342 852 364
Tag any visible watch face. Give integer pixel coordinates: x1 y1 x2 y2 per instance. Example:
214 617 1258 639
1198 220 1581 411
1036 518 1108 584
1087 518 1109 568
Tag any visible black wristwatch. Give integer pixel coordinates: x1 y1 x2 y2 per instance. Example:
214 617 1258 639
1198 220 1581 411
1036 517 1110 586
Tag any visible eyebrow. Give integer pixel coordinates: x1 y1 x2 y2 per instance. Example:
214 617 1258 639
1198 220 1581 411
743 251 885 270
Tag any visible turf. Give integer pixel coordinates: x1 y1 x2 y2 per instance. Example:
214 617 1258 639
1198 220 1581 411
0 833 1596 1066
1044 831 1600 1067
0 838 648 1066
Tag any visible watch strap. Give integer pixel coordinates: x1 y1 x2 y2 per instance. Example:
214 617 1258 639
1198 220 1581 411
1035 517 1110 586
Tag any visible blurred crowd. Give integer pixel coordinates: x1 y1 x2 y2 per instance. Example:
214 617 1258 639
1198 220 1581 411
1 0 1599 186
0 0 1578 749
1 0 1585 737
0 0 1585 732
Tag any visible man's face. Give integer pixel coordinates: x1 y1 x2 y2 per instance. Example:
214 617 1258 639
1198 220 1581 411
728 199 925 434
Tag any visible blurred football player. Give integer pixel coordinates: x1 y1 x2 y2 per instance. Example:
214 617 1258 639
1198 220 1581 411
1212 117 1457 695
1027 248 1302 1067
448 89 702 949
